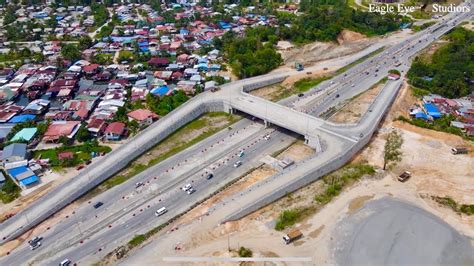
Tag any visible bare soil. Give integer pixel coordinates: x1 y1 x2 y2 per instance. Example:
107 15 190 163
128 77 473 265
329 82 384 123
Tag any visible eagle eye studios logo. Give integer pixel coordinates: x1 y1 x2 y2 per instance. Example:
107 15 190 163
368 3 471 15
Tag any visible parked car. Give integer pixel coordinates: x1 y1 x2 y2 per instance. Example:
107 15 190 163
398 171 411 182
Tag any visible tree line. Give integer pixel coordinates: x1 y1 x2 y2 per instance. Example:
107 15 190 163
407 27 474 99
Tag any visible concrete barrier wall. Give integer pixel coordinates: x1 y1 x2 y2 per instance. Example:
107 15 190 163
223 81 402 222
241 76 288 93
3 100 226 241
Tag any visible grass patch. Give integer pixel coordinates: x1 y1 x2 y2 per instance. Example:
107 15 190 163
32 142 111 168
0 170 21 203
396 115 474 141
88 112 239 194
267 76 331 102
274 163 376 231
315 163 375 204
432 196 474 215
294 76 331 93
336 47 385 75
412 21 436 32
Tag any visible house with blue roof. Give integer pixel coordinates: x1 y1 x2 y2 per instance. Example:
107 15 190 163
150 85 170 96
7 166 39 188
423 103 441 118
10 128 37 142
8 114 36 123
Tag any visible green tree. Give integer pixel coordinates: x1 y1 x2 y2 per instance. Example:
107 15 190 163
238 246 253 257
383 130 403 170
78 36 93 50
76 125 90 142
61 44 82 62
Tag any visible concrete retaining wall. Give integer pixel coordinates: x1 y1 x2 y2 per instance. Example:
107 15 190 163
223 81 402 222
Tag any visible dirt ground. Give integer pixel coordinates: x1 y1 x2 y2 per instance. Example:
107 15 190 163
280 30 376 69
133 80 473 264
176 141 314 226
329 82 384 123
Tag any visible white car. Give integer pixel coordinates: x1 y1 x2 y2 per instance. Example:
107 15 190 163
187 187 196 195
233 161 242 168
182 184 192 191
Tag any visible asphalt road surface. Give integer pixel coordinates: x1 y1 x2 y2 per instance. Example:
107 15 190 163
334 197 474 266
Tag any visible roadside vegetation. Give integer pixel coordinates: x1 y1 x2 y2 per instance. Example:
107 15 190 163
32 141 112 168
0 170 21 204
238 246 253 257
397 115 474 141
286 1 403 43
411 21 436 32
407 28 474 99
383 130 403 170
432 196 474 215
275 163 376 231
335 47 385 75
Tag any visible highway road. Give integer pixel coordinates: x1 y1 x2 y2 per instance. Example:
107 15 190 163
1 118 298 265
0 3 472 264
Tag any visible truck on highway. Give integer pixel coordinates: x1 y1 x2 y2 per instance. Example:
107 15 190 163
451 146 468 155
283 229 302 244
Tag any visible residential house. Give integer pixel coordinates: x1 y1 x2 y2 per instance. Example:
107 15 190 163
127 109 158 125
104 122 126 141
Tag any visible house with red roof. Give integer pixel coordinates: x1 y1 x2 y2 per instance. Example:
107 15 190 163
82 64 100 76
127 109 158 125
43 121 81 143
87 118 107 137
148 57 170 68
104 122 127 141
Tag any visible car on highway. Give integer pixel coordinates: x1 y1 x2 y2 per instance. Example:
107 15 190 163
206 173 214 180
264 134 271 140
28 236 42 245
30 240 41 250
135 182 144 189
238 151 245 157
298 93 304 97
335 94 340 98
93 202 104 209
59 259 72 266
155 207 167 216
187 187 196 195
182 184 192 191
233 161 242 168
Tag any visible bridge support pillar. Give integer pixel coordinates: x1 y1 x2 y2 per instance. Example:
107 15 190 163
228 107 233 115
305 135 322 153
264 120 270 128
